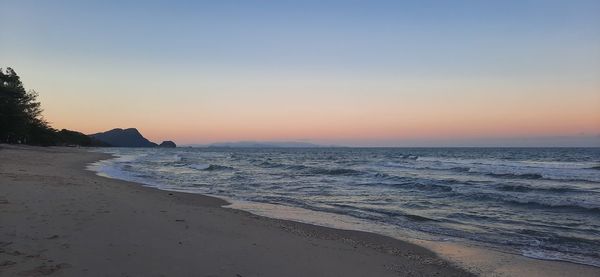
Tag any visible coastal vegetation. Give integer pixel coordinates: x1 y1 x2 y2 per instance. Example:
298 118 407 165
0 67 174 147
0 67 93 146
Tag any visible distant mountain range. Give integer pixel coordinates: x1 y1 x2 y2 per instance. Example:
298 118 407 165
89 128 176 148
87 129 321 148
187 141 325 148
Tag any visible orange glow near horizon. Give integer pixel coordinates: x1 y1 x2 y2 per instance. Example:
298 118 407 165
35 71 600 145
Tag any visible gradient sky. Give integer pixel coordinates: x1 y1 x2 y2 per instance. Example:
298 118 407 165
1 0 599 146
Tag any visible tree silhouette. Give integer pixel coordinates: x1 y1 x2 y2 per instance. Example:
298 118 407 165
1 67 54 144
1 67 116 146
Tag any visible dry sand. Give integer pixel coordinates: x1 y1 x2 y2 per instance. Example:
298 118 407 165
0 145 471 276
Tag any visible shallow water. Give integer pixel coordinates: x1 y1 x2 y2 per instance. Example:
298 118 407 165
89 147 600 267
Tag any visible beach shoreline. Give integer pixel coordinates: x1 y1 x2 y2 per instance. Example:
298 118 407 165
1 145 598 276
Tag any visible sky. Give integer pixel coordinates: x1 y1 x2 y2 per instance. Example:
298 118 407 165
1 0 599 146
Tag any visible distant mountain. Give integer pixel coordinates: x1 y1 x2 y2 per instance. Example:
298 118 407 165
206 141 322 148
158 141 177 148
89 128 158 147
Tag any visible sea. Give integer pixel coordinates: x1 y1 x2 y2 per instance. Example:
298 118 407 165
88 147 600 267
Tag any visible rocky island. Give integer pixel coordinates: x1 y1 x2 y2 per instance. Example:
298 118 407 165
159 141 177 148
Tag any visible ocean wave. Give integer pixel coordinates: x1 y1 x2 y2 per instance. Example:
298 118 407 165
257 161 309 171
495 184 580 193
328 203 438 222
446 212 492 221
485 172 543 179
356 178 455 192
228 174 249 181
522 249 600 268
517 230 600 264
450 166 471 172
518 229 600 245
556 178 600 184
188 163 209 170
483 172 599 183
364 208 438 222
382 160 599 183
256 160 364 176
257 161 284 168
287 165 311 171
204 164 234 171
509 201 600 214
190 163 234 171
308 168 362 176
371 172 392 179
465 192 600 213
381 162 472 173
397 182 453 192
402 213 438 222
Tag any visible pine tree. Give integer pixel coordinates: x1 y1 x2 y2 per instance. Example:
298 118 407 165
0 67 54 144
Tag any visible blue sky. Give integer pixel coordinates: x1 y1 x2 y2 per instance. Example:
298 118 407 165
4 0 599 74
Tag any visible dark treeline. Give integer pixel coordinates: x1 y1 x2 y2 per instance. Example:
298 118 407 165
0 67 103 146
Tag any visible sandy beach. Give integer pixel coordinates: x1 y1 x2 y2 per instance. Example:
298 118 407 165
2 145 600 277
0 145 472 276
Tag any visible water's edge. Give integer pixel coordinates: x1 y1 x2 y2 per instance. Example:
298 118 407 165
84 150 600 274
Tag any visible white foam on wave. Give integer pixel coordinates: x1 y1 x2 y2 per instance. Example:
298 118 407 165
522 249 600 268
